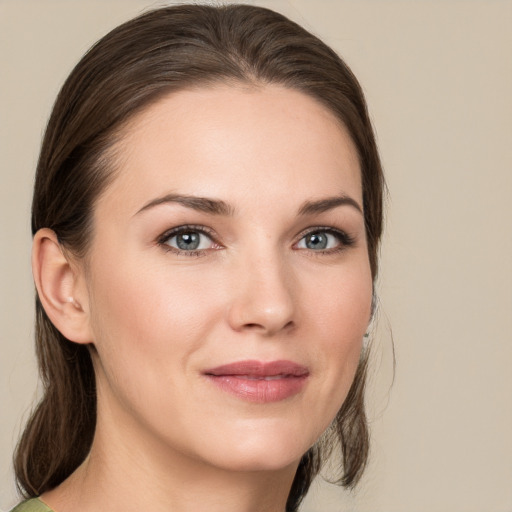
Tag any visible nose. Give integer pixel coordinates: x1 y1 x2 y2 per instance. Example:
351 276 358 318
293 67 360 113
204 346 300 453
226 252 296 336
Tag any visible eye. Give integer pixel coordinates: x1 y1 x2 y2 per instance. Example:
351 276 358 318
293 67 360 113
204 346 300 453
296 228 354 252
158 226 218 254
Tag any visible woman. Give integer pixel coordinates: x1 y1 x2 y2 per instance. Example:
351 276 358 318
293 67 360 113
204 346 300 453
12 4 384 512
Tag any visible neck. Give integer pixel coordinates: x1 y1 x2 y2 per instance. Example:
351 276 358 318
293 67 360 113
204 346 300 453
41 395 298 512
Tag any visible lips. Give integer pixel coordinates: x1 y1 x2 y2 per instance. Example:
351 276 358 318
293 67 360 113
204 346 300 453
203 360 309 403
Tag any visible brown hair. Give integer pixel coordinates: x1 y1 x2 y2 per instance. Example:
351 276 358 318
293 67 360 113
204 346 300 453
14 4 384 511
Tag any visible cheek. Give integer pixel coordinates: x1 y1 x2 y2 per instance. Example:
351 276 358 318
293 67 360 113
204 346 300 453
305 261 372 419
87 257 220 363
85 246 243 420
309 258 372 341
85 257 224 440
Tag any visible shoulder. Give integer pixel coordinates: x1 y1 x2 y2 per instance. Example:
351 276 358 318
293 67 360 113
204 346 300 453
10 498 54 512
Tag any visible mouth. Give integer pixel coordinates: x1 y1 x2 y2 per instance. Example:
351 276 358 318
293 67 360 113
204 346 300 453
203 360 309 403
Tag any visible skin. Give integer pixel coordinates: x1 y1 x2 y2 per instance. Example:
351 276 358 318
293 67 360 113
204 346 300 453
35 84 373 512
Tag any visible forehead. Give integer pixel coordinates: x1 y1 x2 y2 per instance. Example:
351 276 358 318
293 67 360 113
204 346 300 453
99 84 362 214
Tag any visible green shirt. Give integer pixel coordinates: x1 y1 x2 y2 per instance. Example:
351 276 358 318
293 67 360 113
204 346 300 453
10 498 53 512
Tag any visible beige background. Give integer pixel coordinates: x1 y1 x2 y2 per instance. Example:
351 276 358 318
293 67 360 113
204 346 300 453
1 0 511 511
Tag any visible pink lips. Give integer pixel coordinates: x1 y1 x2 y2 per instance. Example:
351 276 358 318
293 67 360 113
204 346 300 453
204 360 309 403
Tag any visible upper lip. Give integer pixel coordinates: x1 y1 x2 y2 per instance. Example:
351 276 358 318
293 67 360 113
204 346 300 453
204 360 309 378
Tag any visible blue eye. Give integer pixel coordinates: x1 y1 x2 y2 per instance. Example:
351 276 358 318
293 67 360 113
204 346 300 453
160 227 216 253
296 229 353 252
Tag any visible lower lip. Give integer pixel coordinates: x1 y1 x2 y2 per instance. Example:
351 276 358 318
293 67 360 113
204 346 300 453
206 375 308 403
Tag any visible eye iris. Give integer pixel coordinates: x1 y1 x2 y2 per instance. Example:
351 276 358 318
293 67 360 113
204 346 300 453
306 232 328 250
176 232 200 250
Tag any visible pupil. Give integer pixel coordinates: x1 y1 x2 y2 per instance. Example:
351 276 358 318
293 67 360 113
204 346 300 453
306 233 327 250
177 232 200 250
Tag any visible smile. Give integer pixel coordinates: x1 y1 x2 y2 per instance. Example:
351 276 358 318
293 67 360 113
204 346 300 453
203 360 309 403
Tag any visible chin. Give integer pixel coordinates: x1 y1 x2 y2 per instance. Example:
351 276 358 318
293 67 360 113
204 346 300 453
198 421 318 473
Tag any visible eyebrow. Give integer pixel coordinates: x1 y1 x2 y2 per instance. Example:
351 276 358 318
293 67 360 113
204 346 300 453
135 193 362 217
135 194 234 216
298 195 363 216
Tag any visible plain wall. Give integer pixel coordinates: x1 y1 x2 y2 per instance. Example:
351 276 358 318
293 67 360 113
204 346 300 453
1 1 511 511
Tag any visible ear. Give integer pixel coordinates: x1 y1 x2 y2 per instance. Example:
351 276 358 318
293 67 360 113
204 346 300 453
32 228 92 344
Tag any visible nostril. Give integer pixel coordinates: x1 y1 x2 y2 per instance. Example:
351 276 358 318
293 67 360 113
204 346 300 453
240 320 294 333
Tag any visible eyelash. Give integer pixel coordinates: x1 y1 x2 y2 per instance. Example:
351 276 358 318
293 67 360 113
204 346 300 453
157 224 219 257
156 224 356 257
295 226 356 255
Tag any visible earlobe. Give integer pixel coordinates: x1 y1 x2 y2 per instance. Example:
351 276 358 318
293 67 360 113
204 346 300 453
32 228 92 344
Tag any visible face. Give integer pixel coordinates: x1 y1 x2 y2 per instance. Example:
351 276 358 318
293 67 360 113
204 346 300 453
82 84 373 474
